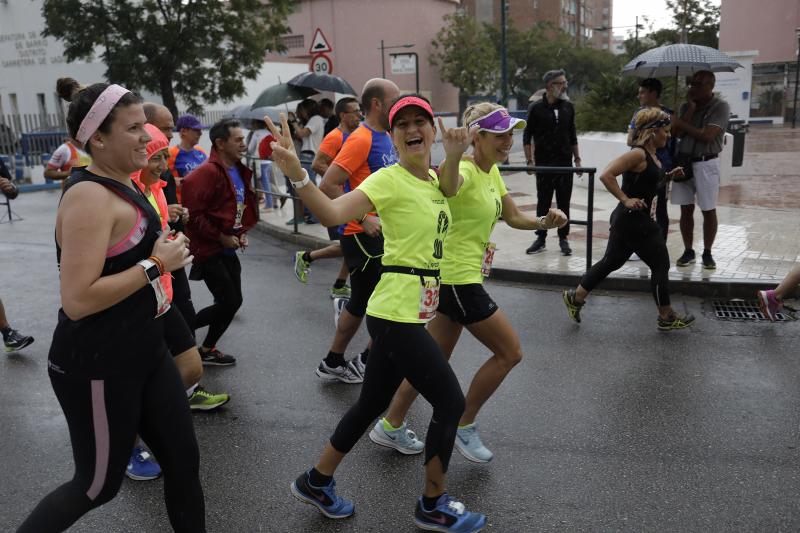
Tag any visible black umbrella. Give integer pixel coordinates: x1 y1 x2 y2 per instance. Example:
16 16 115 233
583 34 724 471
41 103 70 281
288 72 357 95
251 83 318 109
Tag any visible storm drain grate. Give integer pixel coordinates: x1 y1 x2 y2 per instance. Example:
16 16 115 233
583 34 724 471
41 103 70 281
712 299 795 322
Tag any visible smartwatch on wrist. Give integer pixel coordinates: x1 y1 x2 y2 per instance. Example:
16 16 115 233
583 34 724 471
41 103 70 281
137 259 161 284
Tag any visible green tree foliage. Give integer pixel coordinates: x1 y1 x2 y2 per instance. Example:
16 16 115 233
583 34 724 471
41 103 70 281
430 11 499 97
575 74 639 133
42 0 294 115
667 0 720 48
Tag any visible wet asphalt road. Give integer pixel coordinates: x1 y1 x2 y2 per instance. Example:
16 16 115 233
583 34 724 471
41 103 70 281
1 191 800 532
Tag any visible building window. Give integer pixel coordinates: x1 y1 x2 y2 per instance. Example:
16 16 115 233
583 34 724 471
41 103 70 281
282 35 304 49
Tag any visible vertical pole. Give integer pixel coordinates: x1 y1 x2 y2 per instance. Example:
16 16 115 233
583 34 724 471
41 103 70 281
793 29 800 129
414 53 420 94
586 170 595 269
380 40 385 78
634 15 639 56
500 0 508 106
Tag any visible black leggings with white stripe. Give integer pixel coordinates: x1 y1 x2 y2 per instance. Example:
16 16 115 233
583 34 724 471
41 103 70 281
330 316 465 472
17 354 204 532
580 212 671 306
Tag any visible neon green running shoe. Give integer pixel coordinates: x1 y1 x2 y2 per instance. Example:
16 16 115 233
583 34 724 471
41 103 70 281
563 289 584 323
294 251 310 283
657 313 695 331
330 285 351 299
188 386 230 411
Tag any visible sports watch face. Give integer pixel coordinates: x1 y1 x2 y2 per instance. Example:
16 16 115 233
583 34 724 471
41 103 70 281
145 264 161 282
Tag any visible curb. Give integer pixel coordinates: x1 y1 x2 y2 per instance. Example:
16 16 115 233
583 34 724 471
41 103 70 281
253 220 771 299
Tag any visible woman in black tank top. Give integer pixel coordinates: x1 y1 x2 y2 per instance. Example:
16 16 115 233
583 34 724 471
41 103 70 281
18 79 205 532
562 108 695 331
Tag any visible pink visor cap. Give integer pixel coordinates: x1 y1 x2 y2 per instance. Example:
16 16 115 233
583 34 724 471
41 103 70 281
469 108 526 134
388 96 434 128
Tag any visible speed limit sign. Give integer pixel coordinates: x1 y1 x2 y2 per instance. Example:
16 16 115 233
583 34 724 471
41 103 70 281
310 53 333 75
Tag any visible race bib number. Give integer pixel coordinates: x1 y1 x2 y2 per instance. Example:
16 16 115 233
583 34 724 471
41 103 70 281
481 242 496 277
151 277 171 318
419 278 440 321
234 201 244 229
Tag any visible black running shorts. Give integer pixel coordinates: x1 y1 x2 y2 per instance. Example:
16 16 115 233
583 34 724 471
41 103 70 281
436 283 498 325
340 233 383 317
163 305 197 357
327 226 341 241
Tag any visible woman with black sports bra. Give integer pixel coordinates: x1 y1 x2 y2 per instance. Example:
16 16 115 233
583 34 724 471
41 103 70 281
562 107 695 331
17 78 204 532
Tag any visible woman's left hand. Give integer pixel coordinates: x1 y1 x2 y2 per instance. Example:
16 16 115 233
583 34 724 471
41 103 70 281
438 117 478 159
543 208 568 229
667 167 685 180
264 114 305 182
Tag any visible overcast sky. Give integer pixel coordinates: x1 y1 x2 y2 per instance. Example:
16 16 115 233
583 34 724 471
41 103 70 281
612 0 722 37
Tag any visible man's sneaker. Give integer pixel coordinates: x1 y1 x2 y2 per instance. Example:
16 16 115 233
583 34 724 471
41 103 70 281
126 446 161 481
657 313 696 331
559 238 572 256
414 494 487 533
199 347 236 366
525 237 546 254
454 424 493 463
563 289 584 324
757 289 783 321
290 470 354 519
333 297 349 328
369 418 424 455
350 354 367 379
294 251 310 283
628 252 641 261
701 250 716 270
188 386 230 411
330 285 351 299
4 329 34 353
315 360 363 384
676 249 696 267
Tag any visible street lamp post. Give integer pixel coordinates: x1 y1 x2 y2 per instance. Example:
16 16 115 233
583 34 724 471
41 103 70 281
379 40 414 79
500 0 508 106
793 27 800 129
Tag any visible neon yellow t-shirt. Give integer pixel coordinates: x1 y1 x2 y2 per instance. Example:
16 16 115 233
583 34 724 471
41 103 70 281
357 164 451 324
145 190 162 222
440 160 507 285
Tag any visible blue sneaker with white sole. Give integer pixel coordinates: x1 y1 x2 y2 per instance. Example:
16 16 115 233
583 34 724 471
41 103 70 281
126 445 161 480
290 470 354 519
455 424 493 463
414 493 486 532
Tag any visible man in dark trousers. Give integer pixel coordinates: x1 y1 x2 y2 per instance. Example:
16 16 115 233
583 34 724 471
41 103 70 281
523 69 582 256
182 119 258 365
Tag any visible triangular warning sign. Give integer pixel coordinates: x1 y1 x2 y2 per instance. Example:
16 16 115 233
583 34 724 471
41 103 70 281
308 28 332 54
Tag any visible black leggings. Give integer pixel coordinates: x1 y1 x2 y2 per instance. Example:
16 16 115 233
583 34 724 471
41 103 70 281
18 354 205 532
171 266 197 331
535 173 573 239
194 254 242 348
580 215 671 306
330 316 465 472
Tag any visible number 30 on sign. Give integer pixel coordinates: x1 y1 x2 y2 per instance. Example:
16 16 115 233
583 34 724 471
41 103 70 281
310 53 333 75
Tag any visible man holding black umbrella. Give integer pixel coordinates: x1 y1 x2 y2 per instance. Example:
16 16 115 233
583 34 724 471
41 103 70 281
671 70 729 270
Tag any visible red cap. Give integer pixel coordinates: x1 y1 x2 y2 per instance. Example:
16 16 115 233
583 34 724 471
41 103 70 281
388 96 434 128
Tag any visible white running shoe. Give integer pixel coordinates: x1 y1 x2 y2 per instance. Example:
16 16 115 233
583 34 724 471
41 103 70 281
315 360 363 384
369 418 424 454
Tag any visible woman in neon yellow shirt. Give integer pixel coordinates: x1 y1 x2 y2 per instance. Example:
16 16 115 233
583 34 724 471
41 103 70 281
375 103 567 463
265 95 486 533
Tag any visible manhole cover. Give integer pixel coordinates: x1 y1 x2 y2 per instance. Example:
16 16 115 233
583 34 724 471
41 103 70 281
711 299 795 322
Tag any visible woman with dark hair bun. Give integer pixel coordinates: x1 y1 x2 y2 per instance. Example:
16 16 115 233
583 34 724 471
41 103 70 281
18 78 206 532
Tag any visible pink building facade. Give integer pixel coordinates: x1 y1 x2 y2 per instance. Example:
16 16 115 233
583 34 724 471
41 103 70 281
272 0 462 112
719 0 800 122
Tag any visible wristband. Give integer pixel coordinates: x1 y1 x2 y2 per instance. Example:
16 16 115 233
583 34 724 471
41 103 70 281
290 168 311 189
138 259 161 284
148 255 165 275
359 213 369 223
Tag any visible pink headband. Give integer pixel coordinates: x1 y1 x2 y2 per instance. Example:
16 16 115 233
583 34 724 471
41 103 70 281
75 84 131 145
388 96 434 128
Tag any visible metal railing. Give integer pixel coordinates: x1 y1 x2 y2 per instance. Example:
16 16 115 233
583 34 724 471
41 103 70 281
497 165 597 269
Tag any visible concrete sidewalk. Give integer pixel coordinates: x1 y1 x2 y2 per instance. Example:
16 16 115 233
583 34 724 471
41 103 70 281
256 126 800 297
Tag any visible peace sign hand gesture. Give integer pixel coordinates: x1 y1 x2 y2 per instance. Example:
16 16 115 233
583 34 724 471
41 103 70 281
264 113 305 182
438 117 478 159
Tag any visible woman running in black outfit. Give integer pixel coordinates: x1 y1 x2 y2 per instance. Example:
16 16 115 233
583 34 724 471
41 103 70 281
17 78 204 532
562 107 695 331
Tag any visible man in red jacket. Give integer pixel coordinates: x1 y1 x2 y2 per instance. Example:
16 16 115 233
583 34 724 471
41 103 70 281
182 119 258 366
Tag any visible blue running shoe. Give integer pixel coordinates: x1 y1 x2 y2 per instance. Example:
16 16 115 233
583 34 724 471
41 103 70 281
455 424 493 463
414 494 486 532
126 446 161 481
290 470 354 519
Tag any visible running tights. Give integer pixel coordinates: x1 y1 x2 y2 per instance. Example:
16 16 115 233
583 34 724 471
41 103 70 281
194 253 242 348
18 355 205 532
330 316 465 472
580 218 671 306
171 266 197 331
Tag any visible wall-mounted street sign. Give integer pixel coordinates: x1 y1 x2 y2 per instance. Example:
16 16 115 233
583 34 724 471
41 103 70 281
308 28 332 54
